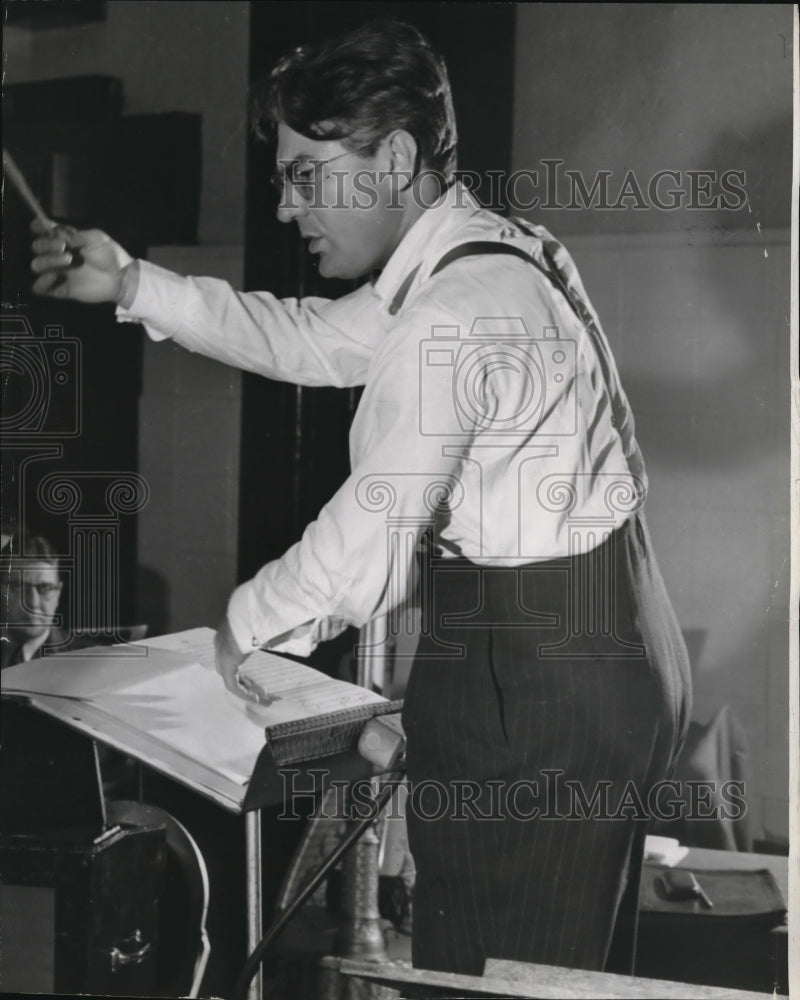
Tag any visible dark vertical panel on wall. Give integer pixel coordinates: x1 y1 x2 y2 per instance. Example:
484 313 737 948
1 84 181 629
239 3 515 664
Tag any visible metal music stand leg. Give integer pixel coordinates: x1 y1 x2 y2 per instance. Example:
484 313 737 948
244 810 263 1000
234 773 404 1000
328 802 396 1000
334 809 386 961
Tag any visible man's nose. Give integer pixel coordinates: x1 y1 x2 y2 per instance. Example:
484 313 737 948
26 587 46 612
276 189 309 225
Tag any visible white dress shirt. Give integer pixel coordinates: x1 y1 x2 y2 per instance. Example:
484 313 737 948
117 184 646 656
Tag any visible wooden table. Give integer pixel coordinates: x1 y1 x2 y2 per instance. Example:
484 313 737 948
637 845 789 994
336 846 790 999
679 846 788 901
337 955 778 999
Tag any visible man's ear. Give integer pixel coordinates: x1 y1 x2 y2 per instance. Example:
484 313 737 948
385 130 419 190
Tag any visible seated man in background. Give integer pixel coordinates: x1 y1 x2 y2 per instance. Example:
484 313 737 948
1 530 110 831
2 530 146 805
1 531 69 668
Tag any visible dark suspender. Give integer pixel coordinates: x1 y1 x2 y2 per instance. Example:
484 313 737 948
431 240 536 275
430 240 583 324
429 234 630 438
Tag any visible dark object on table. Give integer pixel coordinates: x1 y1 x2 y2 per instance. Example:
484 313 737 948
659 869 714 908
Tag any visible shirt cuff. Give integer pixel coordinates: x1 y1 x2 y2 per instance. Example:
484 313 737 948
226 579 349 659
226 581 261 655
116 260 141 309
114 259 181 341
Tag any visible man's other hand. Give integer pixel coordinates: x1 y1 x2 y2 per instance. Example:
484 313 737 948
31 220 133 303
214 615 253 698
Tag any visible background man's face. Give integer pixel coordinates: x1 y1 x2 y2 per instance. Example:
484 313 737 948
3 561 62 640
275 123 407 280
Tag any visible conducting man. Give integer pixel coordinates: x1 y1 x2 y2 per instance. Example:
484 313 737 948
30 20 691 978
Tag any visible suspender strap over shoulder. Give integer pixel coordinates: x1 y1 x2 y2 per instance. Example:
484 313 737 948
430 235 634 445
431 240 583 324
431 240 537 275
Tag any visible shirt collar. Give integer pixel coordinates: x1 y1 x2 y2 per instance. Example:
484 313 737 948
1 627 55 667
373 181 482 312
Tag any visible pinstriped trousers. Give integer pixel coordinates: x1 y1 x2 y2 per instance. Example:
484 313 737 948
402 511 692 976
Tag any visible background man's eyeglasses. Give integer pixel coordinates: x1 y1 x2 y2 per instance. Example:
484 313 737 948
8 581 63 599
270 145 373 202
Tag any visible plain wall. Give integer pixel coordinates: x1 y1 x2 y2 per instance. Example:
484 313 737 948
4 0 250 245
512 4 793 842
512 3 792 235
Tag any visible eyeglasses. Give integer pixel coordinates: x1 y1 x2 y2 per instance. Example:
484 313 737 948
270 145 373 204
9 580 62 599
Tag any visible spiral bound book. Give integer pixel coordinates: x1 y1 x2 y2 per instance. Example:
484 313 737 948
1 627 394 812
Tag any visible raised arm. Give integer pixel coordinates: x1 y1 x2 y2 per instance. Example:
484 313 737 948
31 221 381 388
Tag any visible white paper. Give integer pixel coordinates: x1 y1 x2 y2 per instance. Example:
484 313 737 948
137 626 217 668
0 644 189 699
644 835 690 867
2 629 385 787
90 662 266 784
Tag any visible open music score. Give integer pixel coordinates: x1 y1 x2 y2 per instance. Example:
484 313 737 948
1 628 395 811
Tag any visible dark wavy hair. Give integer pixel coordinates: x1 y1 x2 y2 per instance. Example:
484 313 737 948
251 20 458 181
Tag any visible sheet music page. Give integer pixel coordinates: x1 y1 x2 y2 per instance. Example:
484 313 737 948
138 626 217 666
139 629 385 716
240 648 385 717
